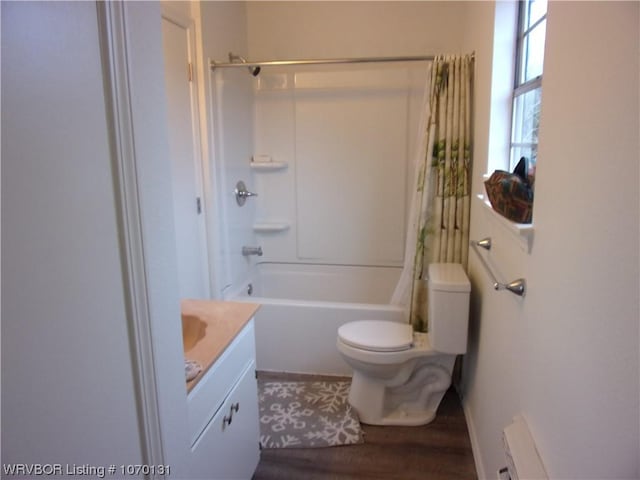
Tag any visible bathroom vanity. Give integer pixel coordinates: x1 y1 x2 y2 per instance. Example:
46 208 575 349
182 299 260 479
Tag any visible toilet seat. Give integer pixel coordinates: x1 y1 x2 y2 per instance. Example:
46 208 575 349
338 320 413 352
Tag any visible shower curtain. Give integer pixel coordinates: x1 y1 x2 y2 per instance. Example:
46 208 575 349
392 54 473 332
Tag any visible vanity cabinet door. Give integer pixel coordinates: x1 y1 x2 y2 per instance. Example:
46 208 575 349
190 361 260 479
187 320 256 445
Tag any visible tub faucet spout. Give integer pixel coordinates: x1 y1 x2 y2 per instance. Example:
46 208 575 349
242 246 263 257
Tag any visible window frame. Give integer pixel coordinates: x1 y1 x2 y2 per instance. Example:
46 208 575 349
510 0 547 170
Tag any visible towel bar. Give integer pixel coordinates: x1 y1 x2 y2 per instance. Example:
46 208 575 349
470 238 526 297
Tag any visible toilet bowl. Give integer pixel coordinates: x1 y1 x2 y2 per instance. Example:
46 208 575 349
337 263 470 426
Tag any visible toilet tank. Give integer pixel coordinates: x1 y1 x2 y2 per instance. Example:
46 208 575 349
427 263 471 354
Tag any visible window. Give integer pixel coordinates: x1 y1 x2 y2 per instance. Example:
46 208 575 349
511 0 547 171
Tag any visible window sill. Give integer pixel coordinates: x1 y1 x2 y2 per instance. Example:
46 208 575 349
476 194 534 253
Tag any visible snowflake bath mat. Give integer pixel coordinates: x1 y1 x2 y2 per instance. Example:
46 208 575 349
257 379 364 448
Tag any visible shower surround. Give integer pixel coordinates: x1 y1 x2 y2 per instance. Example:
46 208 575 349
211 62 428 373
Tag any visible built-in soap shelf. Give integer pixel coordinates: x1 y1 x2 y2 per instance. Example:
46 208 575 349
252 221 290 233
250 161 288 171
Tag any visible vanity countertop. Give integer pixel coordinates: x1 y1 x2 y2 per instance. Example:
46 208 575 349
182 299 260 392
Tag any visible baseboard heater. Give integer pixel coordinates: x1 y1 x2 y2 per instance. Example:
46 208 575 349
498 415 548 480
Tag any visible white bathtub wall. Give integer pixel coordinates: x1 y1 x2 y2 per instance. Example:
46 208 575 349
295 67 415 265
246 1 468 268
193 1 260 297
212 69 259 291
252 65 426 265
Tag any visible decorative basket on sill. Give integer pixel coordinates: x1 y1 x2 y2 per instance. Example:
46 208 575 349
484 157 534 224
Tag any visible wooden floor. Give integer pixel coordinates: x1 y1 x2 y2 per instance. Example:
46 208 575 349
252 373 477 480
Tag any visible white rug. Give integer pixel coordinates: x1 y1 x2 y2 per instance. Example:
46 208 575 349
257 379 364 449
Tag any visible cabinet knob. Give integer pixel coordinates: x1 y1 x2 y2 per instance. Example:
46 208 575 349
222 403 240 431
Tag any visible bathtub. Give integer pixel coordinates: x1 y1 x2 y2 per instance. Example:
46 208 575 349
226 262 404 375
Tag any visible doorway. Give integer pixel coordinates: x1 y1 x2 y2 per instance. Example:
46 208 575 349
161 15 210 299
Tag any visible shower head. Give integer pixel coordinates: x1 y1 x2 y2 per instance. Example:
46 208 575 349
228 52 261 77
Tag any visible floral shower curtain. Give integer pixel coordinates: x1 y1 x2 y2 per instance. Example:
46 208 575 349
391 54 473 332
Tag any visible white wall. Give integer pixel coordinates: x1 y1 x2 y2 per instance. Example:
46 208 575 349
246 1 468 60
462 2 640 479
1 1 143 467
2 2 193 474
123 3 192 475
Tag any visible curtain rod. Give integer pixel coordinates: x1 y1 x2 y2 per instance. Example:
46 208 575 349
209 54 448 71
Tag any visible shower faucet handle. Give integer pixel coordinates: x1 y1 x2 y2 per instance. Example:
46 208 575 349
234 180 258 206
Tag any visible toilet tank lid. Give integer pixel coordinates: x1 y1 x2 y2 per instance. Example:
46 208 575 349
428 263 471 292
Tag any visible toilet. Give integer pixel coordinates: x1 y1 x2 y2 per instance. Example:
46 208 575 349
337 263 470 426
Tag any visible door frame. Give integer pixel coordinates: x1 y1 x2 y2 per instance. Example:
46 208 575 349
161 7 211 298
97 2 190 476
